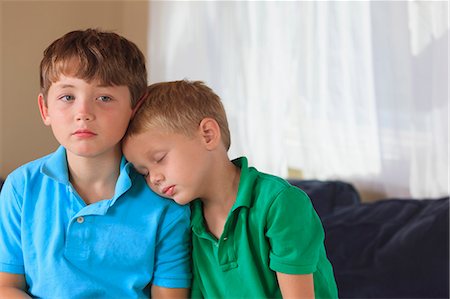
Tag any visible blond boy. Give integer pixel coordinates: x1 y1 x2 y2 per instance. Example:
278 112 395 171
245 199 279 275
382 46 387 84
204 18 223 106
123 80 338 298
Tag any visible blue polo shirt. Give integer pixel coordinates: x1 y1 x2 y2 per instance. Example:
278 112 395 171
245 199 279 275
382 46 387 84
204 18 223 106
0 146 191 298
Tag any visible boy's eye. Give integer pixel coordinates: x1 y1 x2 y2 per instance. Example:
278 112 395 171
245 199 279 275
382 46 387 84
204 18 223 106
136 167 149 178
60 95 74 102
97 96 112 102
154 153 166 163
131 164 149 178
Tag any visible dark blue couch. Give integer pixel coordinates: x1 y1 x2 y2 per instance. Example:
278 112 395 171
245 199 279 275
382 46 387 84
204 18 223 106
289 179 449 299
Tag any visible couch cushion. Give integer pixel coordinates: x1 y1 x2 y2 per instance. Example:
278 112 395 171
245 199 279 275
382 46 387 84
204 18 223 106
323 197 449 298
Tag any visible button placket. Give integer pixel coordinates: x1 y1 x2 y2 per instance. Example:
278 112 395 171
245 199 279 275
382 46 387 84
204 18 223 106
65 214 90 260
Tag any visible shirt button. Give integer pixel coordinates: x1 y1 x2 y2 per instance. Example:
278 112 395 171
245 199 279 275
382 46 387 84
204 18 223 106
76 216 85 224
223 237 228 241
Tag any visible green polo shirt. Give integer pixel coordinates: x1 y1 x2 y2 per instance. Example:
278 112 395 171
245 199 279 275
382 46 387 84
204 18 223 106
191 157 338 299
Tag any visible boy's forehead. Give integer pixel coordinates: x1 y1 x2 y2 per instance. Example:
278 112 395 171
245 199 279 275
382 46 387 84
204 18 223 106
51 75 105 86
123 135 157 161
49 57 108 86
49 57 80 77
125 129 169 150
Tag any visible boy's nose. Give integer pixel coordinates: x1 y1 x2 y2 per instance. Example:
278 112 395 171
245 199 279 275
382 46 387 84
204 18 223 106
76 113 93 121
75 101 95 121
150 173 163 186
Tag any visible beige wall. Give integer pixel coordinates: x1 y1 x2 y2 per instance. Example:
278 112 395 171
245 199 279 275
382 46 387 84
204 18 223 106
0 1 149 178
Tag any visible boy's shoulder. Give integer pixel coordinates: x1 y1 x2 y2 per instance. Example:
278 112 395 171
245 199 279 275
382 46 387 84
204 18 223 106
247 164 305 197
252 168 290 189
1 151 58 202
7 151 55 183
237 157 309 208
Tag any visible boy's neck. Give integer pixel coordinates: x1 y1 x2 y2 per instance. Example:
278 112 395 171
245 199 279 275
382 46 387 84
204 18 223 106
67 146 122 205
201 158 241 239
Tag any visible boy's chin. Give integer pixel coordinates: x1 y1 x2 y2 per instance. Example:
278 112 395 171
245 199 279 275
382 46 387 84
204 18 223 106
171 196 191 206
153 189 192 205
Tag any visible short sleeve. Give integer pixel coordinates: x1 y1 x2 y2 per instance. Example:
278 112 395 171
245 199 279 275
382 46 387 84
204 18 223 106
266 186 325 275
153 203 192 288
0 176 25 274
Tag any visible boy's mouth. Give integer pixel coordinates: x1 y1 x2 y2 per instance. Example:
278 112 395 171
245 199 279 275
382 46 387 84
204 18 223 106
73 129 97 137
162 185 175 197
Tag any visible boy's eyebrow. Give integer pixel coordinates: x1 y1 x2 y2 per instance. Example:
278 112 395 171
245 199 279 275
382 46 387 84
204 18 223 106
54 84 75 89
54 83 114 89
97 83 112 87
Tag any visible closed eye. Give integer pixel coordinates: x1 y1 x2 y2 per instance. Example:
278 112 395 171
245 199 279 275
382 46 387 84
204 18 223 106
133 165 149 178
140 169 149 178
154 153 166 163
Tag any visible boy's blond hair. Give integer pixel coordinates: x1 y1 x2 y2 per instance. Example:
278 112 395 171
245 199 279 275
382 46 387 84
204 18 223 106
127 80 231 150
40 28 147 107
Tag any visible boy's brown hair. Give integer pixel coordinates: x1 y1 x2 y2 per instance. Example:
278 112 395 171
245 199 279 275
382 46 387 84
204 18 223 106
127 80 231 150
40 28 147 107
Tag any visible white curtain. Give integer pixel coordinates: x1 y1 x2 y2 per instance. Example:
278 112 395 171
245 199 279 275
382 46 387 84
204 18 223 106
147 1 448 200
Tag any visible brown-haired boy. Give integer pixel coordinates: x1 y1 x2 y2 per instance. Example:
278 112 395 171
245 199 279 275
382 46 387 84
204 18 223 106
0 29 191 298
123 80 338 298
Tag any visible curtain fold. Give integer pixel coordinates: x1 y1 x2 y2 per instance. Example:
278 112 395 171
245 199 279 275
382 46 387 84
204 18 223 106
147 1 448 200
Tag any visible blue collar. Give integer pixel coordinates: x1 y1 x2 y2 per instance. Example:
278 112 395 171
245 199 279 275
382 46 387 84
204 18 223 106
40 146 134 206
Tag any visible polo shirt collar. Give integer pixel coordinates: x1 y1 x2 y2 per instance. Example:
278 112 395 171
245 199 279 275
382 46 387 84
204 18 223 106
230 156 255 210
40 146 70 185
40 146 133 204
112 160 133 203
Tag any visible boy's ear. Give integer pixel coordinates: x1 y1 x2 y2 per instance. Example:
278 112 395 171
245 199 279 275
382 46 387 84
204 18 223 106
199 118 221 150
38 94 51 126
